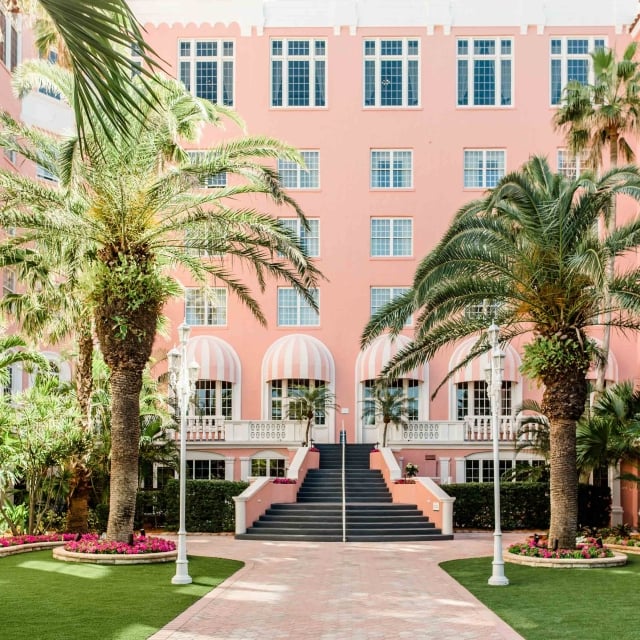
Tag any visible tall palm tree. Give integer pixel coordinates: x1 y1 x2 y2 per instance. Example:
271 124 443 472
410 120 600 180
554 42 640 392
286 384 338 446
0 62 321 541
361 382 409 447
362 157 640 549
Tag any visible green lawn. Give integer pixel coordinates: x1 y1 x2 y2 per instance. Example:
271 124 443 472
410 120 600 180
441 554 640 640
0 551 243 640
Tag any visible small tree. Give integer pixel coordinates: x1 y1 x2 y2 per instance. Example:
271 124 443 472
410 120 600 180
362 383 409 447
287 384 338 445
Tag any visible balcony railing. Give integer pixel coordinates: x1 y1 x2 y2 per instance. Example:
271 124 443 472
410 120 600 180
173 417 306 444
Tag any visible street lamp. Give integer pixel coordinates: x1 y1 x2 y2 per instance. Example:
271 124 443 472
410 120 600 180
168 322 199 585
484 322 509 586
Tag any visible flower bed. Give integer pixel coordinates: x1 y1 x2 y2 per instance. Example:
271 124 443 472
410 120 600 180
272 478 297 484
394 479 416 484
64 534 175 555
0 533 77 548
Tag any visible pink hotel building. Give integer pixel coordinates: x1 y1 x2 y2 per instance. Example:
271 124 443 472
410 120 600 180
3 0 640 526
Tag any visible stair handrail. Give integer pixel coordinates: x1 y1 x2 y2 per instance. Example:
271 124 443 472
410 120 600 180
341 437 346 542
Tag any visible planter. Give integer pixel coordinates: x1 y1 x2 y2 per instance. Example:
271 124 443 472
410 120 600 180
505 550 627 569
0 541 65 558
53 546 177 565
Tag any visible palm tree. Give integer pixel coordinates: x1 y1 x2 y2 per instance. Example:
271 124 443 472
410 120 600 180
0 63 321 541
7 0 160 148
286 384 338 446
362 157 640 549
361 382 409 447
554 42 640 392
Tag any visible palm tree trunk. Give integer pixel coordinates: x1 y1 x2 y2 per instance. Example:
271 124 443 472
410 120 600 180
105 367 143 542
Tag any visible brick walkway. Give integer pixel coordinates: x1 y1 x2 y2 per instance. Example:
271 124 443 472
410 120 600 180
151 532 525 640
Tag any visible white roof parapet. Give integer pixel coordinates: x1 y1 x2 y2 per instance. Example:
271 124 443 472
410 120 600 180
129 0 638 33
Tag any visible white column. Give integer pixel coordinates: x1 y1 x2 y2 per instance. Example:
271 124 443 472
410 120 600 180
225 457 236 481
610 463 623 526
240 456 251 481
455 457 466 483
439 457 451 484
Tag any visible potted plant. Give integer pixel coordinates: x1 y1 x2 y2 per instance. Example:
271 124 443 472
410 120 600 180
405 463 419 478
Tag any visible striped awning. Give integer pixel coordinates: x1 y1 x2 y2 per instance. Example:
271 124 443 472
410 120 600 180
449 337 521 383
587 340 619 383
185 335 240 383
357 334 425 381
262 334 334 382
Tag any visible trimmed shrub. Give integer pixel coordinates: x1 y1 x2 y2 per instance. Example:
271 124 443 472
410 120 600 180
446 482 611 531
164 479 249 532
134 490 168 529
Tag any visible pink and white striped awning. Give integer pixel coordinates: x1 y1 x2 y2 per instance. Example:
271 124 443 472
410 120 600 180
185 335 240 383
262 334 335 382
449 337 521 383
357 334 425 381
587 340 619 383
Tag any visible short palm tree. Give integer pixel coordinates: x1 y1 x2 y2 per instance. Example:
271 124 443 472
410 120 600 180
361 382 409 447
554 42 640 391
286 385 338 446
362 157 640 549
0 62 321 541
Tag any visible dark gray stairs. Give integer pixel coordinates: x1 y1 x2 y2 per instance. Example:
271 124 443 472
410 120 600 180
236 444 454 542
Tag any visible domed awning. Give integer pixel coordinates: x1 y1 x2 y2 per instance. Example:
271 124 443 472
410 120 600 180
449 337 521 383
262 334 334 382
356 334 425 381
186 335 240 383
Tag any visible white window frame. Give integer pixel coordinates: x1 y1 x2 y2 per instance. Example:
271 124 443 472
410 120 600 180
186 151 227 188
370 287 411 326
36 163 58 184
278 150 320 189
550 36 606 106
185 287 227 326
0 11 21 72
463 149 506 189
557 149 587 179
363 38 420 108
269 378 327 425
271 38 326 108
279 218 320 257
456 37 513 107
370 218 413 258
454 381 512 420
178 39 235 106
186 458 226 480
277 288 319 326
370 149 413 189
464 458 514 483
39 50 61 100
194 379 233 419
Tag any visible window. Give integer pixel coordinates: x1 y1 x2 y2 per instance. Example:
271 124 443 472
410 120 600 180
130 42 142 77
465 459 513 483
187 151 227 188
2 365 12 396
179 39 234 106
4 149 16 165
39 50 60 99
3 269 15 296
185 288 227 326
550 37 605 106
36 163 58 183
195 380 232 419
0 12 20 71
464 300 501 320
463 149 505 188
363 38 419 107
370 218 412 257
279 218 320 257
370 287 411 325
557 149 587 179
455 381 512 420
457 38 512 106
271 39 326 107
278 150 319 189
251 458 286 477
370 150 413 189
277 288 319 326
363 378 420 425
270 379 327 425
186 459 225 480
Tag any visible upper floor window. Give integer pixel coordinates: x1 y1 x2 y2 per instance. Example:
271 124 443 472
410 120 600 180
557 149 587 179
0 11 20 71
464 300 501 321
463 149 505 189
36 163 58 184
370 218 412 257
277 288 319 326
456 380 512 420
4 148 16 165
363 378 419 424
270 378 327 425
179 40 234 106
3 269 15 296
187 151 227 188
457 38 513 107
279 218 320 257
550 37 605 106
185 287 227 326
370 150 413 189
370 287 411 325
364 38 419 107
271 39 326 107
195 380 232 419
278 150 319 189
39 50 61 100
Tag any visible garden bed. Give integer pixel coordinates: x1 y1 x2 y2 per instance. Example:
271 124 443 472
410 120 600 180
53 546 177 565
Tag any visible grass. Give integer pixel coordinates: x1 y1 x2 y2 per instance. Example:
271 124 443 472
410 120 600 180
441 553 640 640
0 551 243 640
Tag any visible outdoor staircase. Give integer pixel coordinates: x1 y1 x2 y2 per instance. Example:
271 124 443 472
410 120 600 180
236 444 454 542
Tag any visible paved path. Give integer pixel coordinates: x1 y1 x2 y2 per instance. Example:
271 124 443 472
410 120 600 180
151 532 525 640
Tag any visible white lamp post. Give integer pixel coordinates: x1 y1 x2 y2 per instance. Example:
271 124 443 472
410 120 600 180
168 322 199 585
485 322 509 586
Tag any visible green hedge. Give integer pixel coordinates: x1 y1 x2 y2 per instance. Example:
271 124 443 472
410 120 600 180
163 479 249 532
446 482 611 531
